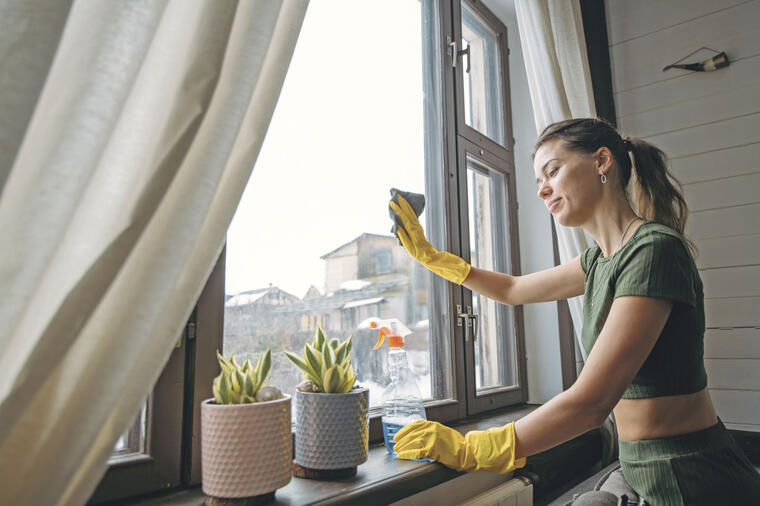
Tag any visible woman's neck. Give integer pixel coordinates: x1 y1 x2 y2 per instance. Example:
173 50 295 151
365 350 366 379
584 200 642 257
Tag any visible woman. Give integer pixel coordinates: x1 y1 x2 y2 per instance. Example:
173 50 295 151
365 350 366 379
388 118 760 505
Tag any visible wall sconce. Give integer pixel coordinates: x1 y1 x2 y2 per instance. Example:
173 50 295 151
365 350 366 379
663 47 729 72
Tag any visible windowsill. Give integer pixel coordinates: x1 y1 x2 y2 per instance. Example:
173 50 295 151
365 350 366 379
120 403 603 506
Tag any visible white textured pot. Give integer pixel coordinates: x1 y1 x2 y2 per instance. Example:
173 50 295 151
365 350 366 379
295 388 369 470
201 395 291 498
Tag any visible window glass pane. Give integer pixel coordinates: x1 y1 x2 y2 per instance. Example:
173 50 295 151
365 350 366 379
224 0 451 415
109 403 148 463
466 156 518 391
462 2 505 146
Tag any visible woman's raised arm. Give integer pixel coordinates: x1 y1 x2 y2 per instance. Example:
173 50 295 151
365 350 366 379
463 255 586 306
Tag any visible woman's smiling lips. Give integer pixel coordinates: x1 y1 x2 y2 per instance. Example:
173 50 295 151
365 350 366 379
547 197 561 212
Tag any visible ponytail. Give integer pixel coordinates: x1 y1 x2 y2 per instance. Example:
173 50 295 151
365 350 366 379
534 118 696 254
626 138 694 253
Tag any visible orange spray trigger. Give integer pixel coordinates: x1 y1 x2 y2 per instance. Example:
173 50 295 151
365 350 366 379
373 327 391 350
360 317 412 351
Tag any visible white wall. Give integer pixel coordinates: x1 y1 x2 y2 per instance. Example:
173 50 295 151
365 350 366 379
606 0 760 431
483 0 564 403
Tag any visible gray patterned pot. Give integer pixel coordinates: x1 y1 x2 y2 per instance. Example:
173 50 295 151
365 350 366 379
295 388 369 470
201 395 291 498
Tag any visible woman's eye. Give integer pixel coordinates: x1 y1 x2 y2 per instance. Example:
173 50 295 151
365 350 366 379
549 168 558 177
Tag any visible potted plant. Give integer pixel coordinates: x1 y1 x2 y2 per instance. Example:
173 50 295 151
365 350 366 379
285 327 369 476
201 349 291 503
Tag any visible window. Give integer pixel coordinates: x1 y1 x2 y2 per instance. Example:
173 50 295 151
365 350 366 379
224 0 455 416
92 0 525 501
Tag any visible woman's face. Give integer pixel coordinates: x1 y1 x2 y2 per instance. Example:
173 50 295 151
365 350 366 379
533 138 607 227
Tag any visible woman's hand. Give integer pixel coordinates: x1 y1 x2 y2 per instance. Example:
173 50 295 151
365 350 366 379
393 420 526 474
389 195 471 284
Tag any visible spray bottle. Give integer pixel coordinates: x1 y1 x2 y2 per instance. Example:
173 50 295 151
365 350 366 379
364 317 428 456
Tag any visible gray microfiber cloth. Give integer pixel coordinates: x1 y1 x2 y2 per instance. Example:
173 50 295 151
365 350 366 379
389 188 425 245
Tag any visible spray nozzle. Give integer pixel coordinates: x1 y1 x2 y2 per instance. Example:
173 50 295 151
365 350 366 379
358 317 412 350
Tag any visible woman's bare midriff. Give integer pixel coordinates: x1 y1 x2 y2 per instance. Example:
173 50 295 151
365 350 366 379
613 388 718 441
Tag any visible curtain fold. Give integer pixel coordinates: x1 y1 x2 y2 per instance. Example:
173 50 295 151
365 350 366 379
514 0 596 360
0 1 309 504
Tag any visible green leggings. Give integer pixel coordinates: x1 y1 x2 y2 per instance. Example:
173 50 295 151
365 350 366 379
619 418 760 505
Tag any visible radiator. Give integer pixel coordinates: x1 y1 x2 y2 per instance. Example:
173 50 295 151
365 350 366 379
459 476 533 506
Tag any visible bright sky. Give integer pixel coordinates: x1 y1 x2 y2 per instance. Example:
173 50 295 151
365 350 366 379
225 1 427 297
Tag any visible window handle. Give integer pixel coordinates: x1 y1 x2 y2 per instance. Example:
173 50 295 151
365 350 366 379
461 43 471 73
447 37 470 72
448 37 458 68
457 305 478 342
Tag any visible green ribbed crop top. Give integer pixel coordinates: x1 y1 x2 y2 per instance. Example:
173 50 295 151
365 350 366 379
580 221 707 399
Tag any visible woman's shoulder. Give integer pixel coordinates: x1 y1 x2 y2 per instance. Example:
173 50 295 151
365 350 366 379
627 221 689 253
618 220 694 270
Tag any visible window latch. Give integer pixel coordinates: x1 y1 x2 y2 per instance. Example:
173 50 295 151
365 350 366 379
456 304 479 342
447 37 471 72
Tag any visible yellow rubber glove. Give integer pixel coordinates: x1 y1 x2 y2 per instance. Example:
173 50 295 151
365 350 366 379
392 420 526 474
389 195 471 285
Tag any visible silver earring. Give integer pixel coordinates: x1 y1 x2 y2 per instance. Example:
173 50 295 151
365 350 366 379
600 173 607 184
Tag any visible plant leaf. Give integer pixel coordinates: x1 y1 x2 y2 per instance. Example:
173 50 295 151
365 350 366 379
323 365 342 393
284 350 310 374
257 349 272 386
235 369 246 394
316 327 326 349
219 373 230 404
340 364 356 392
323 343 334 370
335 340 348 365
213 374 223 404
217 350 233 374
244 370 254 397
329 338 340 350
305 343 322 376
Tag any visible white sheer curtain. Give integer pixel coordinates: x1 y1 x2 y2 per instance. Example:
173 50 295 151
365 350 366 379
515 0 596 360
0 1 308 504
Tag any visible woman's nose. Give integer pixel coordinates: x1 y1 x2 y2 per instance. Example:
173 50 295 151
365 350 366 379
537 182 552 200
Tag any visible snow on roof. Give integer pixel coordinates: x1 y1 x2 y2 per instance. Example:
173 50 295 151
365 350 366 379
339 279 371 291
342 297 385 309
225 291 268 307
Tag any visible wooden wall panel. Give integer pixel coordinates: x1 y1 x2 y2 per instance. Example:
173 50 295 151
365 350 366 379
701 266 760 298
614 55 760 119
705 359 760 389
695 235 760 269
705 297 760 328
608 1 760 92
618 83 760 138
704 328 760 359
709 389 760 425
687 203 760 240
683 173 760 212
644 113 760 159
605 0 749 46
670 142 760 185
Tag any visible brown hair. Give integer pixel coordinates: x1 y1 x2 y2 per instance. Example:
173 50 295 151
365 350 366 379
533 118 695 253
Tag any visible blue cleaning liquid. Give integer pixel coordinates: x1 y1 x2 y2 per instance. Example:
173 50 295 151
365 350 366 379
382 420 433 462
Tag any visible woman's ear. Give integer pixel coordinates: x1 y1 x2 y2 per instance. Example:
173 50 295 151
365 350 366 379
595 147 613 173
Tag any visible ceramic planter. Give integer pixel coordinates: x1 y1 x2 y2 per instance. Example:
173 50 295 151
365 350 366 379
201 395 291 499
294 387 369 470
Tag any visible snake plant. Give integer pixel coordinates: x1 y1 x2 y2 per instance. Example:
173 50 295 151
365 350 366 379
213 349 273 404
285 327 356 393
